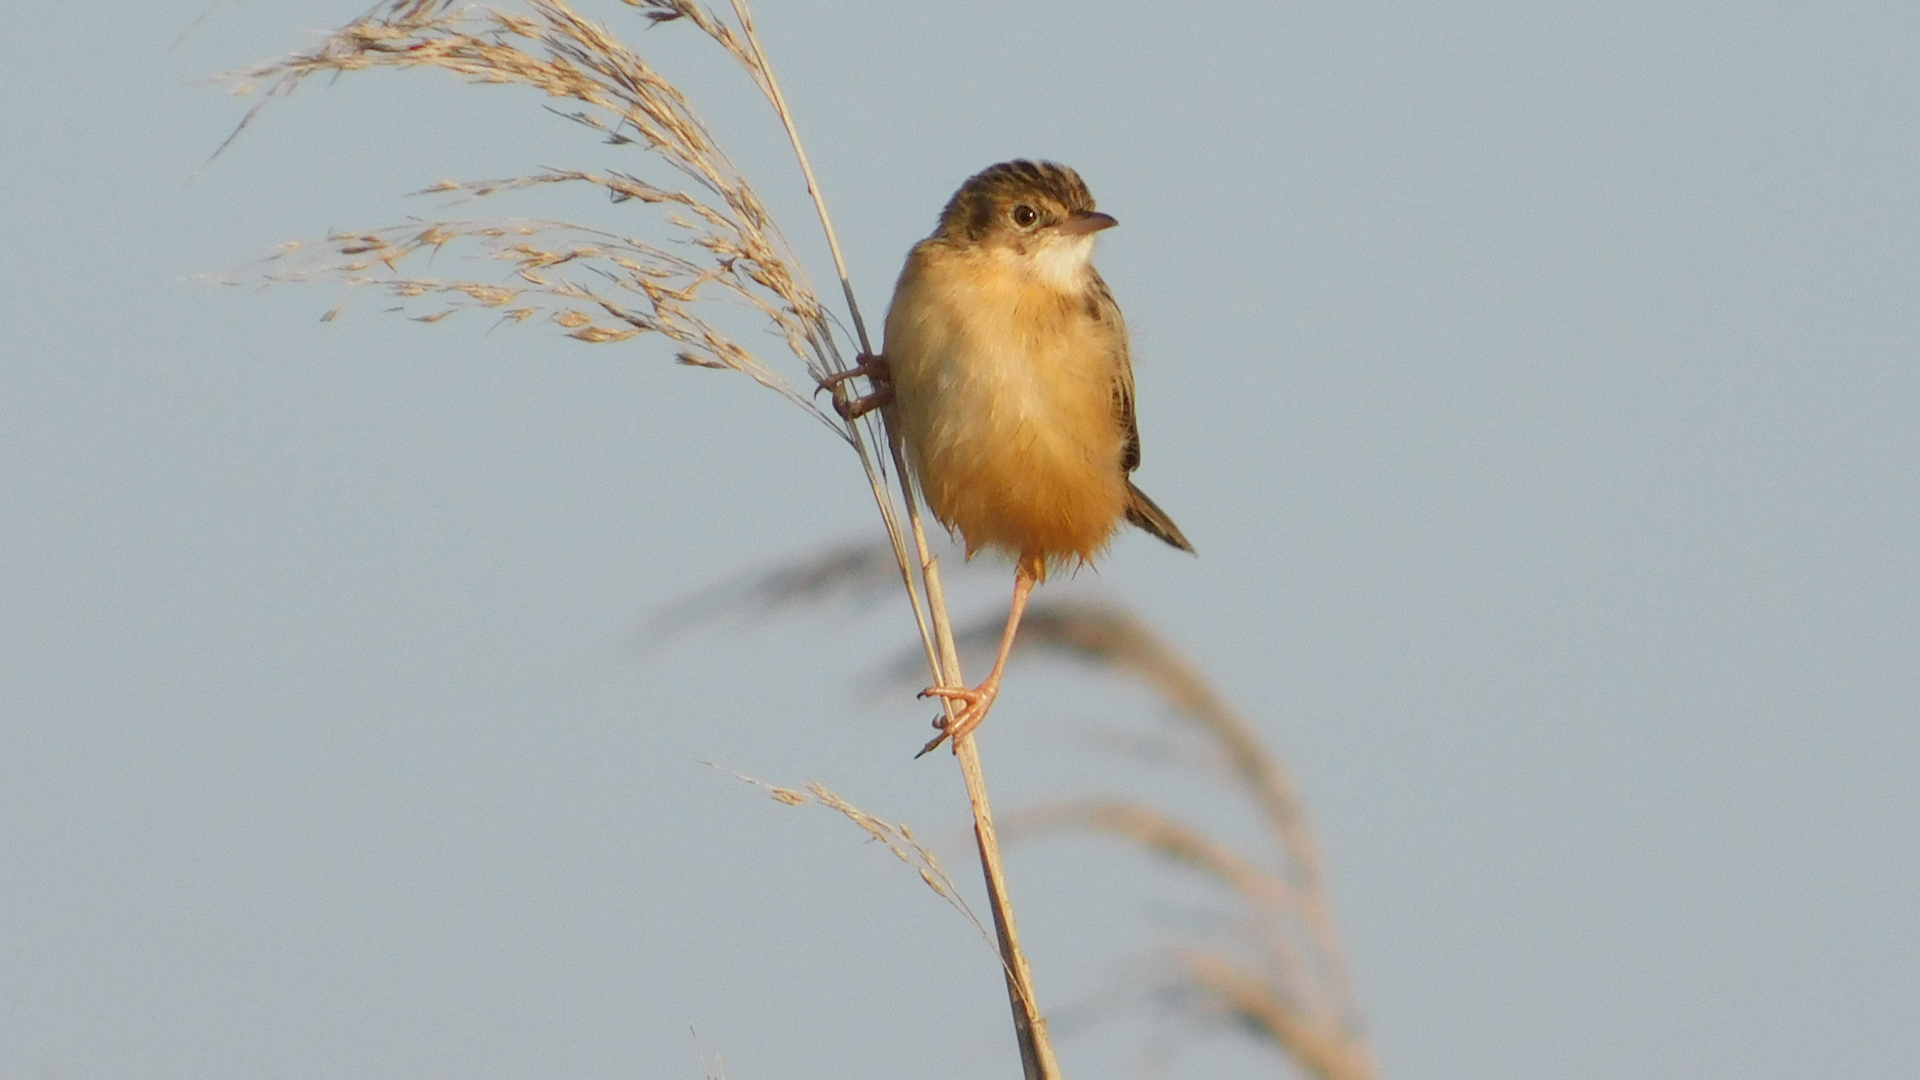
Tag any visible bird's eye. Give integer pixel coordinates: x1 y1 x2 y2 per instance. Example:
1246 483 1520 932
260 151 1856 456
1011 204 1039 229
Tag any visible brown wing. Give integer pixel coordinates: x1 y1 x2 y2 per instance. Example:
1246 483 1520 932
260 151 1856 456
1091 270 1193 552
1116 372 1142 474
1089 270 1142 475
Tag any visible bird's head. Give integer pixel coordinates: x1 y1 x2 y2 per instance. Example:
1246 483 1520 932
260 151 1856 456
934 160 1117 287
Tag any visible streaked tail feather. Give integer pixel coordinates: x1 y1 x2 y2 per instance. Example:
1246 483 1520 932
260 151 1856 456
1125 482 1194 553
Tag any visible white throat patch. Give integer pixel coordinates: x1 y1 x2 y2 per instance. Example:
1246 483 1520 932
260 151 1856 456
1025 233 1097 292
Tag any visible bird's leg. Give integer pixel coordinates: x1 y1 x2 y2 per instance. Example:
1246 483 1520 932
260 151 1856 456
917 566 1038 756
818 352 892 420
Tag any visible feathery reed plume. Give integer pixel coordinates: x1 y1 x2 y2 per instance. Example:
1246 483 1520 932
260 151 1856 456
971 600 1377 1080
639 538 906 647
226 3 1058 1076
658 545 1379 1079
724 769 993 947
224 0 848 427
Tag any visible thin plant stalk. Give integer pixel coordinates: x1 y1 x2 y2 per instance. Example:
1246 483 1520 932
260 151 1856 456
904 463 1060 1080
730 8 1060 1076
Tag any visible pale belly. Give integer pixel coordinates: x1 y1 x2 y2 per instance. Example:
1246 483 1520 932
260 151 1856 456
886 268 1128 576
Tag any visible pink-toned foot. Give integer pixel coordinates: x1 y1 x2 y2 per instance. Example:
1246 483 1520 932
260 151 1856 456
912 566 1037 758
915 681 1001 756
818 353 892 420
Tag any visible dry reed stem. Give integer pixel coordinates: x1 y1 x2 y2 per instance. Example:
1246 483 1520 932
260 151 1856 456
661 540 1379 1079
229 3 1058 1076
716 7 1058 1075
883 456 1059 1080
959 600 1375 1080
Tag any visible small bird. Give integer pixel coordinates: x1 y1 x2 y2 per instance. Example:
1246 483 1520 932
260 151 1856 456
828 160 1192 752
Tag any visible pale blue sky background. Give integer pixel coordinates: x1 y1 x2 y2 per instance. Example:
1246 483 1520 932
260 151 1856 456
4 2 1917 1078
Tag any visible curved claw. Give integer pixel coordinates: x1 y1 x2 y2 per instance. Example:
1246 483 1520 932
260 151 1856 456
913 682 999 756
816 354 893 416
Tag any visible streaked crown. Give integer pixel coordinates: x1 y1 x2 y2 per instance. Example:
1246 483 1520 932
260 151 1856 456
934 160 1100 245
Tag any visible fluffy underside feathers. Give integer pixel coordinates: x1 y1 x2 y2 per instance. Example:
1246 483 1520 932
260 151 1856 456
886 240 1190 579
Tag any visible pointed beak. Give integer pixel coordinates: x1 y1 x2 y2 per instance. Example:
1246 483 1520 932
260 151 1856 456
1057 210 1118 236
